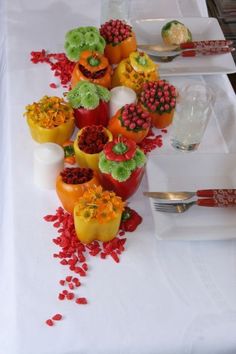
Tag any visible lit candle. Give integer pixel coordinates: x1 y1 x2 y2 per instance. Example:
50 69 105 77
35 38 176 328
109 86 137 117
34 143 64 189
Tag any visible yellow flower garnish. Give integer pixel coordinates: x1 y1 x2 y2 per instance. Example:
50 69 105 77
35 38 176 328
24 96 74 129
74 186 125 224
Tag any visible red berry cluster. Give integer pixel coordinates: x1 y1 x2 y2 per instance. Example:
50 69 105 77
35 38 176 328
78 125 109 154
140 80 177 113
120 103 151 131
60 167 93 184
100 19 132 44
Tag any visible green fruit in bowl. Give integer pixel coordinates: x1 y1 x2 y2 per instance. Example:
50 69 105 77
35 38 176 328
161 20 192 45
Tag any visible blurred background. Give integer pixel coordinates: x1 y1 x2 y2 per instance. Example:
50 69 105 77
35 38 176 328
207 0 236 91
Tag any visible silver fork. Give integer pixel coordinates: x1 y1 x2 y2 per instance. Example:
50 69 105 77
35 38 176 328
154 201 196 213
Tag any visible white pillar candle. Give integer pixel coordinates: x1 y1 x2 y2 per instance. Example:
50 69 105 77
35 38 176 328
109 86 137 118
34 143 64 189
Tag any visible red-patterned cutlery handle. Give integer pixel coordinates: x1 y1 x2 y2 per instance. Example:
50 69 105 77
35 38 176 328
197 189 236 198
181 47 234 57
196 189 236 207
180 40 233 49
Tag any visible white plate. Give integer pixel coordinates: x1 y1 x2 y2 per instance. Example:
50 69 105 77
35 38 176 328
146 153 236 240
131 17 236 76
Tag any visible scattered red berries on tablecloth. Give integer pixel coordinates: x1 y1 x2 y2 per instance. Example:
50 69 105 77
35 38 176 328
44 205 143 326
30 50 75 89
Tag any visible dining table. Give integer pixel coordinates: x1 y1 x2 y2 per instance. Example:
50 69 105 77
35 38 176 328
1 0 236 353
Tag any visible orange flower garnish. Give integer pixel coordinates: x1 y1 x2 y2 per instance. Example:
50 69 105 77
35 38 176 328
74 186 125 224
24 96 74 129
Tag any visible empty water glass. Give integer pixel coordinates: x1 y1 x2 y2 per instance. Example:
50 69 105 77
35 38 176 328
100 0 129 24
170 82 215 151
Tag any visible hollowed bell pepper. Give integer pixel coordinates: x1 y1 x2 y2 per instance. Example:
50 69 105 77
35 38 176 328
104 32 137 65
73 185 125 244
74 209 122 244
111 52 158 93
98 136 146 200
74 127 112 170
71 51 112 89
74 100 109 129
27 117 75 146
108 104 151 143
99 166 145 200
148 109 175 129
56 171 100 214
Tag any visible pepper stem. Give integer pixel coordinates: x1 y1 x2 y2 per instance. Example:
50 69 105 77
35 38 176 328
88 56 100 67
112 142 128 155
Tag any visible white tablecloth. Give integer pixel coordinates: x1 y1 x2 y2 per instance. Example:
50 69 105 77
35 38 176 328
1 1 236 353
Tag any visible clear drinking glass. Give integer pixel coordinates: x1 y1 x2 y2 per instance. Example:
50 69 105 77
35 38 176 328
170 82 215 152
100 0 129 24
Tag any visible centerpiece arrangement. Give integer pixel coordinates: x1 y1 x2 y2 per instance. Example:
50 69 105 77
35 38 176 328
99 19 137 64
111 51 158 93
74 125 112 170
108 103 151 143
98 135 146 200
25 15 196 327
73 185 125 244
139 80 177 128
71 50 112 89
24 95 75 145
66 81 111 128
56 167 100 214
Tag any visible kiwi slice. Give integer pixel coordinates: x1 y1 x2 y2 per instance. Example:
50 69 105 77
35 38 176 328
99 153 113 173
119 159 136 172
86 26 99 34
81 91 100 109
95 85 111 102
85 32 99 46
66 46 81 62
77 81 97 97
134 148 146 167
92 42 105 54
111 164 131 182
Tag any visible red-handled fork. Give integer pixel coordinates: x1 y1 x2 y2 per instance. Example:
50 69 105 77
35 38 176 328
153 190 236 213
179 39 233 49
144 189 236 203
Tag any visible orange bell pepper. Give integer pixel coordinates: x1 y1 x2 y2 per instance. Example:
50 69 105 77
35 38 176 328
56 170 100 214
108 106 150 143
104 32 137 65
71 51 112 89
148 109 175 129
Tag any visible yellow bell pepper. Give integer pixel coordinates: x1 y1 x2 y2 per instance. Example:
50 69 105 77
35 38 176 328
74 127 112 171
74 209 122 244
112 51 159 93
27 117 75 145
73 185 125 244
24 96 75 145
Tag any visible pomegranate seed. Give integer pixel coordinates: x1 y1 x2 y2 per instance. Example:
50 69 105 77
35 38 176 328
76 297 88 305
66 292 74 300
49 83 57 89
58 293 65 300
66 276 72 282
59 280 65 286
46 319 54 326
52 314 62 321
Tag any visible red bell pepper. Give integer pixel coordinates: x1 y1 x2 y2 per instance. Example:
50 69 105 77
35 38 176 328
73 100 109 129
120 207 143 232
99 166 145 200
